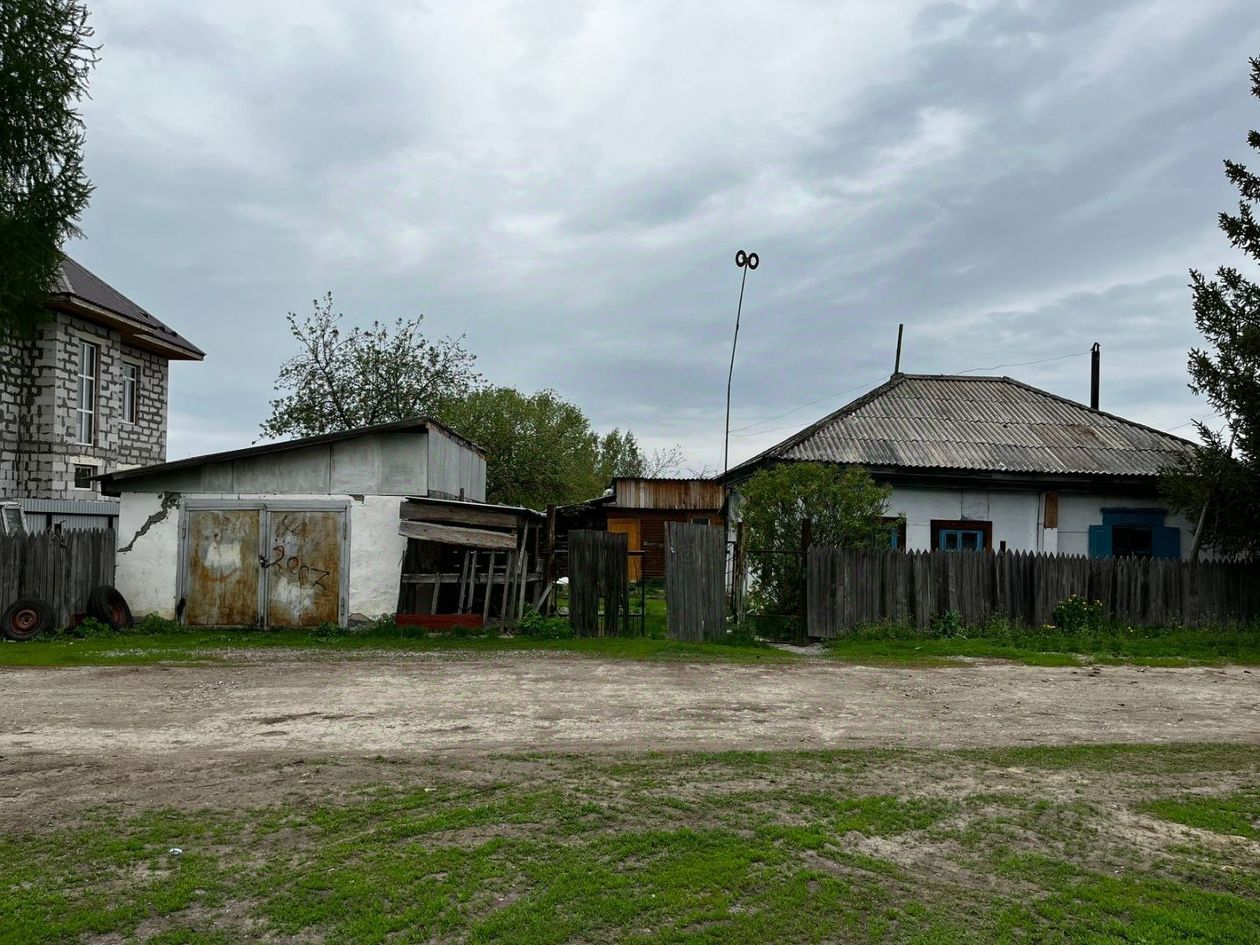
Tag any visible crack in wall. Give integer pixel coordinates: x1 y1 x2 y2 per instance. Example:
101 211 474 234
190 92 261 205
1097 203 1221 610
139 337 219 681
118 491 179 554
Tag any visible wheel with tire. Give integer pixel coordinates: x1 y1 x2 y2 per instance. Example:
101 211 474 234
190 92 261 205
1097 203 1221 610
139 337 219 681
2 598 53 641
87 586 133 630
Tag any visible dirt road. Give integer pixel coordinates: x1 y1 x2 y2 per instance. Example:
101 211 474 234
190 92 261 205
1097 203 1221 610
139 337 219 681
3 650 1257 757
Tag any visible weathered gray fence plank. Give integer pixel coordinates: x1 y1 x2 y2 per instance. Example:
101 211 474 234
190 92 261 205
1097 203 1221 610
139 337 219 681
0 529 115 630
807 546 1260 638
569 530 628 637
665 523 725 642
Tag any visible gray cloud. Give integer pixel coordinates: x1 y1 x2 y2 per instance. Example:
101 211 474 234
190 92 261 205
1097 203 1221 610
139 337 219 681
68 0 1260 471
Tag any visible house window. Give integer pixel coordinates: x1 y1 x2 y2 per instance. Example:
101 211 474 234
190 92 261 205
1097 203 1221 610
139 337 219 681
882 516 907 551
1089 509 1179 559
122 362 139 424
73 464 97 491
930 519 992 552
76 340 99 444
691 516 711 525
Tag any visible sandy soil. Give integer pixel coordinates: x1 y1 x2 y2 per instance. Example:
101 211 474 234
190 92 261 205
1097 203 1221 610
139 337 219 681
1 650 1257 826
3 649 1258 756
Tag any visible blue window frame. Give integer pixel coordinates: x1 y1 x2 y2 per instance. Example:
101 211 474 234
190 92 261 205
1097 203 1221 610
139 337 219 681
1088 508 1180 559
931 519 991 552
883 517 906 551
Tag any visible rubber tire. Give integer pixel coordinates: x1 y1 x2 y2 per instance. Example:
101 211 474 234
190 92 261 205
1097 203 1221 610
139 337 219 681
87 586 134 630
3 597 53 642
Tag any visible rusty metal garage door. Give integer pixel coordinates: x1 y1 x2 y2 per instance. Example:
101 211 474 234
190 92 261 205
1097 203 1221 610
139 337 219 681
184 509 263 627
264 509 344 627
182 503 347 628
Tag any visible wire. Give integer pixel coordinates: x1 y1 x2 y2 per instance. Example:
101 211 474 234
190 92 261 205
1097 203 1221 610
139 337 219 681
954 349 1092 375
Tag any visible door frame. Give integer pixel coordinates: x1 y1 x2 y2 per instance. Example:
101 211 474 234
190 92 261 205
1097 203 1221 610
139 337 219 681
178 498 352 627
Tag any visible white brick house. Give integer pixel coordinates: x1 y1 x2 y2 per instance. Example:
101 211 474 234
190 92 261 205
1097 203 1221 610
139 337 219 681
0 257 203 532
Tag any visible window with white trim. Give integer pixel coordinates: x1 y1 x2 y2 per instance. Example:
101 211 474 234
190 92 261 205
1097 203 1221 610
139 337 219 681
73 464 97 491
122 361 139 424
76 340 99 445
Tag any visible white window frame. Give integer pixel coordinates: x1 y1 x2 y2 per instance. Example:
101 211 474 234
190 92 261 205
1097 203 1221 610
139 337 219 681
72 463 98 491
76 340 99 445
121 360 139 424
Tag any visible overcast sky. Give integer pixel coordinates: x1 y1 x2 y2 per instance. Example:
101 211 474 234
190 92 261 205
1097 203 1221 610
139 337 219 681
69 0 1260 472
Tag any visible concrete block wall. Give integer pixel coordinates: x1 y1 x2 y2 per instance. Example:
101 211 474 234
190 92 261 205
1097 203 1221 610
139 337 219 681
0 310 169 502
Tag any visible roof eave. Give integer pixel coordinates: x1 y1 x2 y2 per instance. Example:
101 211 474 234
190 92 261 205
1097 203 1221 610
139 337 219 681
49 297 205 360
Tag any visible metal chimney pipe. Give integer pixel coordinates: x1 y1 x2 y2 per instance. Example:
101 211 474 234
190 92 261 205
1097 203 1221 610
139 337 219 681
1090 343 1100 410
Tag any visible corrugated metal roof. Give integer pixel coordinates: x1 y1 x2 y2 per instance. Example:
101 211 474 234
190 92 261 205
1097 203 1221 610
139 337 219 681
51 257 204 359
726 374 1195 479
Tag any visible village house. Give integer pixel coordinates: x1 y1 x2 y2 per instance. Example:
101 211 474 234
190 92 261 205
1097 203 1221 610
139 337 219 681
0 257 203 533
721 371 1198 559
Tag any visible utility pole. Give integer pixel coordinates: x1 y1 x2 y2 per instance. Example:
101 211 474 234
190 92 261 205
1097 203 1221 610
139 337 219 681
723 249 759 479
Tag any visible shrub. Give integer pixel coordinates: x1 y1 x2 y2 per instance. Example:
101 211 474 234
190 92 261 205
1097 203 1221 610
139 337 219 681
1052 595 1105 634
516 608 575 639
930 610 964 638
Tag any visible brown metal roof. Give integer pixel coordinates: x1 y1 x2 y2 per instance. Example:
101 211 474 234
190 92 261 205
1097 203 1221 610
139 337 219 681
725 374 1195 480
50 256 204 360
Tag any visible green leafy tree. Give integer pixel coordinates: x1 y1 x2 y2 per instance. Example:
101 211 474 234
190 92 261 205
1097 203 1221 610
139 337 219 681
1162 57 1260 559
595 429 645 480
739 462 894 616
0 0 98 340
261 293 482 439
439 386 621 508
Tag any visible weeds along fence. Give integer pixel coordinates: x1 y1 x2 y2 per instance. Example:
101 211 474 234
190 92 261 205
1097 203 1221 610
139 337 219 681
0 529 115 629
807 546 1260 638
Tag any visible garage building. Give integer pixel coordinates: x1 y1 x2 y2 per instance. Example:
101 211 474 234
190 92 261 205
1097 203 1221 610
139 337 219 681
100 418 485 627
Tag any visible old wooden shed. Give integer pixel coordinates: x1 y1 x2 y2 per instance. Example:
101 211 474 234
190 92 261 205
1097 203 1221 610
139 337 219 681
100 418 486 627
557 478 724 581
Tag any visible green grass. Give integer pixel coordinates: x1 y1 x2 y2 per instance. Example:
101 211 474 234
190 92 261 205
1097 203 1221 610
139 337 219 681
0 627 792 668
1140 791 1260 840
822 624 1260 666
3 744 1258 943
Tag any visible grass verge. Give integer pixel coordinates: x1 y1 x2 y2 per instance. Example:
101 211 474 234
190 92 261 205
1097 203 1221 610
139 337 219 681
0 628 792 668
2 743 1258 944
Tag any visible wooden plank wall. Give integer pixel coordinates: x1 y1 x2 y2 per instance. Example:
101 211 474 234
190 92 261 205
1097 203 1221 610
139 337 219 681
0 529 116 630
569 529 629 637
807 547 1260 639
664 523 726 642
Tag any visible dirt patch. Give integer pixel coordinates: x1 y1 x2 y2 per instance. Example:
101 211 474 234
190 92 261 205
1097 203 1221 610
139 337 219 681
1 650 1258 830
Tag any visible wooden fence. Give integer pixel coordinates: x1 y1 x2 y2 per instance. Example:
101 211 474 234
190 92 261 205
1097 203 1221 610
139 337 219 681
665 522 725 642
807 546 1260 638
568 529 629 636
0 529 116 629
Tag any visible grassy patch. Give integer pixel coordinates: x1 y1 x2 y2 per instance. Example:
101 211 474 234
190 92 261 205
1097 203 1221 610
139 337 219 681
0 628 792 668
823 623 1260 666
1140 791 1260 840
3 745 1259 943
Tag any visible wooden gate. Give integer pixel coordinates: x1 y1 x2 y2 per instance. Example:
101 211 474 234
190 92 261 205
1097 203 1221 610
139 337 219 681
568 529 628 636
664 522 725 642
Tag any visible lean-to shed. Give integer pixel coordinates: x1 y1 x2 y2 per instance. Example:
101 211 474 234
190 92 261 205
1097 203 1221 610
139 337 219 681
99 418 485 627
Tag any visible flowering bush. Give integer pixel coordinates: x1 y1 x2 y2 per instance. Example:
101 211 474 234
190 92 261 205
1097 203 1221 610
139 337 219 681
1051 594 1106 634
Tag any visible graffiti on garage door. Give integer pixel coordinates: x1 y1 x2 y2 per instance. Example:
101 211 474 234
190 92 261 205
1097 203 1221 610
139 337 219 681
183 505 346 628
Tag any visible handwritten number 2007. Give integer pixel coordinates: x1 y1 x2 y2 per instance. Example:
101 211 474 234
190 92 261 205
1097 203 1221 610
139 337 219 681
264 545 330 589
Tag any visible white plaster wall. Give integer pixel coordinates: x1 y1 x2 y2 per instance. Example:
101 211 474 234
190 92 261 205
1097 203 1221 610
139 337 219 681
888 486 1041 552
114 491 182 618
113 491 408 622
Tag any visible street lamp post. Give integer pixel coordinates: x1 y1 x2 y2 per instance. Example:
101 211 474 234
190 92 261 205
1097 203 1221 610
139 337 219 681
723 249 759 479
